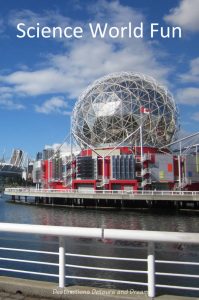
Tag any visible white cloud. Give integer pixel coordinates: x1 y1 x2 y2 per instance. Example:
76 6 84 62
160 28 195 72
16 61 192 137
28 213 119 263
176 87 199 105
35 96 70 115
192 112 199 121
0 19 5 34
0 1 171 105
2 68 72 96
45 142 80 156
0 86 13 93
0 97 25 110
8 9 70 29
1 35 170 99
89 0 143 27
0 9 71 38
175 56 199 106
180 57 199 83
164 0 199 32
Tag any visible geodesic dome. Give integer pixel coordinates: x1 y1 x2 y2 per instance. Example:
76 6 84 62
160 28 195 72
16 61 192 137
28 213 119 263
72 72 179 148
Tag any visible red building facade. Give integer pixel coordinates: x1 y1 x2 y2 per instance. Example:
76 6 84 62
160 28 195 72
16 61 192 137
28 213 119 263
34 146 199 191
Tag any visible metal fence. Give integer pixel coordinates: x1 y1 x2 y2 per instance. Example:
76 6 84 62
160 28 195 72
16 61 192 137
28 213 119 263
0 223 199 297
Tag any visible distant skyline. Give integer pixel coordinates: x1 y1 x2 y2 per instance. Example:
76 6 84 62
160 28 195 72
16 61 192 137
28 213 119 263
0 0 199 159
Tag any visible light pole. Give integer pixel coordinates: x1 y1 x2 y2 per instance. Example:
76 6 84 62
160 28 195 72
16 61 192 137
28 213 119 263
140 124 144 190
70 117 73 187
178 141 182 190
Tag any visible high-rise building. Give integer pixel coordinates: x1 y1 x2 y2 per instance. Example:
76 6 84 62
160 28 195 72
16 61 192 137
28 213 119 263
36 152 42 161
43 148 54 160
10 149 23 166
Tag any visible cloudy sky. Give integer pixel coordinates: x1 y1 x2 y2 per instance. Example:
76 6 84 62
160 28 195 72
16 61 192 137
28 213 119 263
0 0 199 158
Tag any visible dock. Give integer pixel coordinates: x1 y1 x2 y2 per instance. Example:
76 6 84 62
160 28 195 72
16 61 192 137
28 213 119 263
4 188 199 208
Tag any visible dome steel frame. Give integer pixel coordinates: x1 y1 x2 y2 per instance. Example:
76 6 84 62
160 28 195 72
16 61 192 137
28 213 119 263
72 72 179 148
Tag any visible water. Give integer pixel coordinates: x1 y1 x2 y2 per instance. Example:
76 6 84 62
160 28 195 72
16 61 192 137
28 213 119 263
0 195 199 296
1 195 199 231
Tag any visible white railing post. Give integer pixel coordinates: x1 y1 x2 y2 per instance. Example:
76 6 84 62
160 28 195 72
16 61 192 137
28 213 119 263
147 241 155 298
59 236 65 288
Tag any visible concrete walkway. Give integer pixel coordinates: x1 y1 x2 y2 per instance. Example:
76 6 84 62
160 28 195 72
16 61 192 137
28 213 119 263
0 290 52 299
5 187 199 202
0 277 198 300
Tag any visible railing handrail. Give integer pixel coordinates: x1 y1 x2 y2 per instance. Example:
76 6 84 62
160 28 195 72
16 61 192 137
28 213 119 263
0 223 199 244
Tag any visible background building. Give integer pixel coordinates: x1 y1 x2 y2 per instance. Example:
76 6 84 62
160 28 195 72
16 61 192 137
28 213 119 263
10 149 24 166
0 149 25 190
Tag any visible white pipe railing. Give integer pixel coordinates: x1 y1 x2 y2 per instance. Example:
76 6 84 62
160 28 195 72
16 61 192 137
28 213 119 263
59 237 65 289
148 242 155 298
0 223 199 297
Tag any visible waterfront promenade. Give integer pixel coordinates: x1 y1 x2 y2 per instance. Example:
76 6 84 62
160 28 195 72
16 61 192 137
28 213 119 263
0 197 199 299
5 188 199 202
0 223 199 299
4 188 199 209
0 279 198 300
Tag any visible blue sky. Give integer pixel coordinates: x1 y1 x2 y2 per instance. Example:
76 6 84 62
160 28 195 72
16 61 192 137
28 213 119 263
0 0 199 158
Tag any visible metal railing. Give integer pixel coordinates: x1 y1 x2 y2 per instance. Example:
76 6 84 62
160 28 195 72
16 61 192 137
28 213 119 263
4 187 199 196
0 223 199 297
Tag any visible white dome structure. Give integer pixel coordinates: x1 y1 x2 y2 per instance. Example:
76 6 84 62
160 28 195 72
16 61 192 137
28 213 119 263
72 72 179 148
